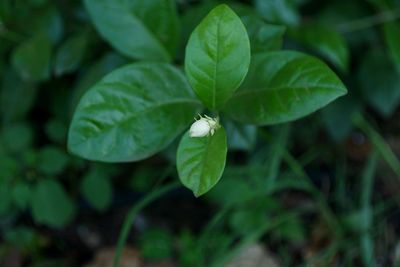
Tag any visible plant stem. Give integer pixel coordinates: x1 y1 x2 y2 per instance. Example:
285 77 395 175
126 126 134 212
352 113 400 176
337 8 400 33
283 151 344 239
112 181 180 267
359 150 378 267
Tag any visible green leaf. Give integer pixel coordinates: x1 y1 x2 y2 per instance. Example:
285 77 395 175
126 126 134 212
241 15 286 54
29 7 64 44
254 0 300 26
0 183 12 216
224 51 347 125
4 227 41 252
229 209 268 235
37 146 69 175
321 94 361 142
224 119 257 151
207 173 257 207
185 4 251 110
69 53 127 115
177 128 227 197
31 179 75 228
12 182 31 210
206 3 285 53
290 24 349 71
81 168 112 212
180 1 215 49
1 123 34 154
68 63 201 162
84 0 179 61
383 22 400 72
139 228 173 261
11 32 52 82
358 49 400 117
0 154 18 182
54 35 87 76
45 119 67 144
1 68 37 124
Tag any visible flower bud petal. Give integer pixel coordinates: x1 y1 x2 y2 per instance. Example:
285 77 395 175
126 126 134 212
189 119 211 137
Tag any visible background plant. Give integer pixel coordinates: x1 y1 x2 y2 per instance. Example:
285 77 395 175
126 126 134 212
1 0 400 266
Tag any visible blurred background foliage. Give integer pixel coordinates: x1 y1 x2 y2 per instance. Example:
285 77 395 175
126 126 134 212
1 0 400 266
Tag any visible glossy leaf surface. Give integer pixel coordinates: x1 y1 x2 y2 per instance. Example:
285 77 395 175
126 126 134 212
177 128 227 197
224 51 347 125
185 4 250 110
84 0 179 61
68 63 200 162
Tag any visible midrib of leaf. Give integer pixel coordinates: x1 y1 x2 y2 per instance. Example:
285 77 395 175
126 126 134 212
212 18 222 110
195 136 213 196
72 99 200 146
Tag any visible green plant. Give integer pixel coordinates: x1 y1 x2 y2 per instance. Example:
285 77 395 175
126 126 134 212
68 2 346 197
2 0 400 266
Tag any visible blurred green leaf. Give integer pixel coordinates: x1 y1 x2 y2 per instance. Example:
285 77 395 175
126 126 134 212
229 209 268 235
242 15 286 54
290 24 349 71
341 208 372 233
207 171 259 206
81 168 112 212
177 128 227 197
224 119 257 151
28 0 48 7
180 1 215 48
139 228 173 261
185 4 251 110
358 49 400 117
84 0 179 61
4 226 42 252
227 3 286 53
30 6 63 44
45 119 67 144
254 0 300 26
383 21 400 72
224 51 347 125
12 182 31 210
68 63 200 162
130 166 162 192
11 32 51 82
54 35 87 76
321 95 361 142
178 230 202 267
0 182 12 216
274 215 305 242
1 123 33 153
32 179 75 228
0 153 18 182
1 69 36 124
37 146 69 175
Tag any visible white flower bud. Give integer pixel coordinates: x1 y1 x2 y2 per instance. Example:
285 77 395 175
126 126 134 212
189 119 211 137
189 115 220 138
